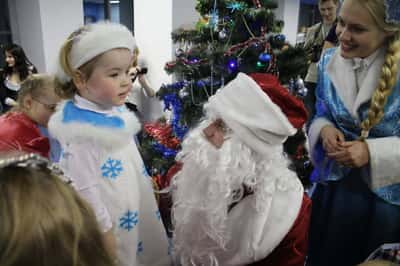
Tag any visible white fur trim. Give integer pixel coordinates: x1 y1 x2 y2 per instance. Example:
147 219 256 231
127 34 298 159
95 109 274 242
205 73 296 156
48 101 140 149
365 136 400 190
56 22 136 82
326 48 385 118
308 117 334 163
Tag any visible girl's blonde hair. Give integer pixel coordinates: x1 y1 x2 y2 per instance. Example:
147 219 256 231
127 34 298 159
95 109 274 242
15 73 56 111
0 160 114 266
355 0 400 139
56 26 101 99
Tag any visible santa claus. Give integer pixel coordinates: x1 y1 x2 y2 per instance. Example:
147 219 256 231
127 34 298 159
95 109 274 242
171 72 311 266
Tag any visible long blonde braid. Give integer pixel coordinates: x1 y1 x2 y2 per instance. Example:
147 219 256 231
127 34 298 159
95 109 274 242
360 34 400 139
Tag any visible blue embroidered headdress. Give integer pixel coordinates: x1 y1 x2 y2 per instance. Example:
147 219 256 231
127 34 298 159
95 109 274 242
384 0 400 24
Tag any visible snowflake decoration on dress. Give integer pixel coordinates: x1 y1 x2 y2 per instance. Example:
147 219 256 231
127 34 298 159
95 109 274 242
101 158 123 179
384 0 400 24
119 210 139 231
137 241 144 254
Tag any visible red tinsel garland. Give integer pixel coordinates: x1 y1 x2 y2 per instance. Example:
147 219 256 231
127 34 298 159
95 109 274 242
144 122 180 149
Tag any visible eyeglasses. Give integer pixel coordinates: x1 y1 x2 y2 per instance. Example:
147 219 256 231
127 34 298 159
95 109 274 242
32 97 58 111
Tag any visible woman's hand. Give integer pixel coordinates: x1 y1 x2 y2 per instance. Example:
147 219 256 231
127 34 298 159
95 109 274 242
327 141 370 168
320 125 345 153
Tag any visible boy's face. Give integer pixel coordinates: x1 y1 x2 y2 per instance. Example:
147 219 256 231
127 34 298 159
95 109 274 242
78 48 133 108
319 0 338 25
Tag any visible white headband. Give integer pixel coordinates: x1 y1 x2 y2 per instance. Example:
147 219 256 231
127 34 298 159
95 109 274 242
56 21 136 82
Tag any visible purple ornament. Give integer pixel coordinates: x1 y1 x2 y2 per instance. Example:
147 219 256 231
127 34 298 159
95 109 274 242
227 58 239 72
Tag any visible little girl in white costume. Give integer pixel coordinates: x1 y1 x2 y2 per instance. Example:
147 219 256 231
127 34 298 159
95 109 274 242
48 22 170 266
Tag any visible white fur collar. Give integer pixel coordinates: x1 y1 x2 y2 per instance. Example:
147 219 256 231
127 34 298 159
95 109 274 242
327 48 385 118
48 98 141 149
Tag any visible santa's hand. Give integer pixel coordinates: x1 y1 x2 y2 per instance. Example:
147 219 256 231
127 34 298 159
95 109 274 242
327 141 370 168
320 125 344 153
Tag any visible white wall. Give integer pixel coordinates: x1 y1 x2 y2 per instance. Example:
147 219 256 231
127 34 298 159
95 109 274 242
172 0 199 30
7 0 83 72
134 0 173 90
39 0 83 73
8 0 46 71
275 0 300 45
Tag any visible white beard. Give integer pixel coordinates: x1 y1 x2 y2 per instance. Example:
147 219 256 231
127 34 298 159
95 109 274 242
171 119 298 265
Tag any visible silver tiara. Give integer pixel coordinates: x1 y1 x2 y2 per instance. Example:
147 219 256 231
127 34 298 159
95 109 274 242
384 0 400 24
0 152 69 183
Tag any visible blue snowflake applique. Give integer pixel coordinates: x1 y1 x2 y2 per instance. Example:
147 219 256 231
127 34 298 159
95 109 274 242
137 241 144 254
101 158 123 179
119 210 139 231
156 210 161 221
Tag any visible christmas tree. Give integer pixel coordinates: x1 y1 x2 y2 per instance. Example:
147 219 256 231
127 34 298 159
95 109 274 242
140 0 313 199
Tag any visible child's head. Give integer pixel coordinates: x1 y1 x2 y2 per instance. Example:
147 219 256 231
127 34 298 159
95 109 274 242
56 22 136 109
15 73 60 127
0 153 114 266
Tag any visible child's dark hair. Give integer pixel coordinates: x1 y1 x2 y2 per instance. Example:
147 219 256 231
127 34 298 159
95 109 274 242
3 43 37 80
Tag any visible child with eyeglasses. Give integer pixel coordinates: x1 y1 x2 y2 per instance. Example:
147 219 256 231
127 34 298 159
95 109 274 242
0 74 61 159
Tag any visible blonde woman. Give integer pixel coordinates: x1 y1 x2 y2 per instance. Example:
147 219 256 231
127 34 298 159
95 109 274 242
307 0 400 265
0 153 114 266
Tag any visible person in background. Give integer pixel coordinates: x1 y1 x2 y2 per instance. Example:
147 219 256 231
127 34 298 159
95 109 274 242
49 22 170 266
0 74 60 159
0 152 115 266
322 22 339 50
303 0 339 121
126 47 156 123
307 0 400 265
0 43 37 113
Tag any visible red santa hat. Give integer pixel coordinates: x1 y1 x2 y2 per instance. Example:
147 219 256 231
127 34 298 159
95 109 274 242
204 72 307 156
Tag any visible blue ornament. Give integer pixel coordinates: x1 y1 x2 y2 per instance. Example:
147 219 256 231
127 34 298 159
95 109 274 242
258 53 271 63
227 58 239 72
275 34 286 42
